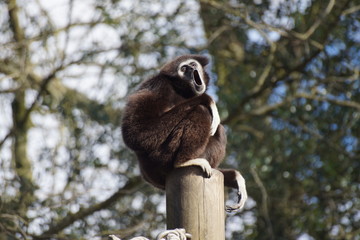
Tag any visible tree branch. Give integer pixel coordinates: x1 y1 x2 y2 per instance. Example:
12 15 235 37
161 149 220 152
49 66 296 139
6 0 36 216
289 0 336 41
295 92 360 111
7 0 25 42
223 0 352 125
34 176 143 239
342 4 360 16
287 118 358 159
250 167 274 240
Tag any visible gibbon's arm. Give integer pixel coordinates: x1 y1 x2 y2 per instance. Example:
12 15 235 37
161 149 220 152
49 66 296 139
124 91 216 151
164 93 213 114
158 94 215 125
170 93 220 136
128 89 214 120
163 94 220 136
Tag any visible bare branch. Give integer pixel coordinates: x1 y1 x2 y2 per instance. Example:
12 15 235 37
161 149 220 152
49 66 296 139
250 167 274 240
0 87 21 94
207 25 231 45
200 0 287 37
342 5 360 16
248 97 294 116
0 131 13 149
34 176 144 239
236 125 264 140
7 0 25 42
289 0 336 40
295 92 360 110
287 118 358 159
100 221 147 239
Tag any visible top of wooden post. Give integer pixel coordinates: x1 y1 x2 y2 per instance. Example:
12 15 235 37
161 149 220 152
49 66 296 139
166 167 225 240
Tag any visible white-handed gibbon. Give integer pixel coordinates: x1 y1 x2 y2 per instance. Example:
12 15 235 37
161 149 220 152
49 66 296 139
121 55 247 211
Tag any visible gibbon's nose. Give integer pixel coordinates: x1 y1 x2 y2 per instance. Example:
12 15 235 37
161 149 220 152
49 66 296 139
193 70 202 86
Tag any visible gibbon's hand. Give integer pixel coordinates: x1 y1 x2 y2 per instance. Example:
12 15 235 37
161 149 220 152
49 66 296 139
174 158 213 178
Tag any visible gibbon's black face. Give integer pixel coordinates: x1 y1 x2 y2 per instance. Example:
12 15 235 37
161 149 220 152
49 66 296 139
160 55 209 99
177 59 206 97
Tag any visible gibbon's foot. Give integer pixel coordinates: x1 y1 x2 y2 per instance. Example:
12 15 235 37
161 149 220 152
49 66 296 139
209 99 220 136
174 158 212 178
225 191 244 212
225 172 247 212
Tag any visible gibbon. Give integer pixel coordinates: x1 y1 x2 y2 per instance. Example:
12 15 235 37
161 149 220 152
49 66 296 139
121 55 247 211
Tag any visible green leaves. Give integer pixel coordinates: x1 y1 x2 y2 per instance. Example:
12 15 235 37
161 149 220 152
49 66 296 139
201 0 359 239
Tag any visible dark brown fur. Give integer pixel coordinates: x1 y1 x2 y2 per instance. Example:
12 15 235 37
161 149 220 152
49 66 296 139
121 55 240 193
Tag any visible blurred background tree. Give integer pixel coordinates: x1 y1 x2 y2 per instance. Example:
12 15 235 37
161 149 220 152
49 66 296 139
0 0 359 239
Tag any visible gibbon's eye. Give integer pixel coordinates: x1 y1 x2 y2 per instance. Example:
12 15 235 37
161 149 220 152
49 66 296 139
181 66 186 72
190 62 197 67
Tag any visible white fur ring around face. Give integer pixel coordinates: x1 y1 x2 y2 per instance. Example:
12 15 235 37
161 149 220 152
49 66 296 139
209 99 220 136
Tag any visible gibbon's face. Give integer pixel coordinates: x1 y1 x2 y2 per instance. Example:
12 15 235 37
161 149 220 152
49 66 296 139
177 59 206 97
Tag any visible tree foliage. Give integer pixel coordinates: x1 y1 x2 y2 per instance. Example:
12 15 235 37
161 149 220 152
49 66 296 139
199 0 360 239
0 0 198 239
0 0 359 239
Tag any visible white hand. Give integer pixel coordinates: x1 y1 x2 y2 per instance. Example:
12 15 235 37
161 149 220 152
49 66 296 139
174 158 212 178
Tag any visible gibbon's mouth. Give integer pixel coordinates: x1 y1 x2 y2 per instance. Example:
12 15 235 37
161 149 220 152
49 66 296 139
193 70 202 86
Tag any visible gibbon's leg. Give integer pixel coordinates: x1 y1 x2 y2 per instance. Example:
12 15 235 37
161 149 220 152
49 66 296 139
200 124 227 168
199 125 247 212
173 100 222 176
219 169 247 212
175 125 226 177
172 105 213 177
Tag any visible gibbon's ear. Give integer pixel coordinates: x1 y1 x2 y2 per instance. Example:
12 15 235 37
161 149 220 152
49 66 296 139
160 55 209 77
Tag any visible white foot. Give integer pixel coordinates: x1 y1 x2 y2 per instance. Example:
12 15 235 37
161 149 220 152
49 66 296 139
226 172 248 212
174 158 212 177
209 99 220 136
236 171 247 209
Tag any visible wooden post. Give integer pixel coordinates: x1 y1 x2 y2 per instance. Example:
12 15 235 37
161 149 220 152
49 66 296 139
166 167 225 240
